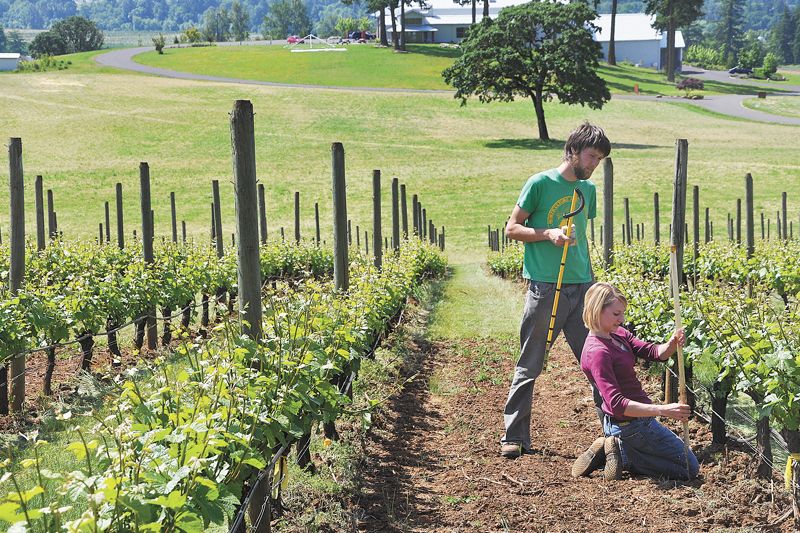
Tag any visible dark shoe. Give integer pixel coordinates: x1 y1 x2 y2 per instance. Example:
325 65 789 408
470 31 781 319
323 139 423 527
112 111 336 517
571 437 606 477
500 442 523 459
603 436 622 481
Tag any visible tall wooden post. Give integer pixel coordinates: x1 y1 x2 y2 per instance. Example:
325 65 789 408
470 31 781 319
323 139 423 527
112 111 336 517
373 170 383 270
391 177 400 251
294 191 301 243
653 191 660 245
692 186 699 260
671 140 688 282
212 180 224 258
182 221 186 243
624 197 631 246
140 163 157 350
258 183 267 243
230 100 262 341
34 175 45 251
736 198 742 244
170 192 178 243
704 207 710 243
104 201 111 243
47 189 55 239
8 139 25 413
412 194 419 237
116 183 125 249
332 143 349 291
602 158 614 267
782 192 788 242
400 183 408 239
314 202 321 246
745 174 755 259
761 212 765 240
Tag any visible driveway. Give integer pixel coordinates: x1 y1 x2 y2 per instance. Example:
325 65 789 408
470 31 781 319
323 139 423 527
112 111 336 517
95 47 800 124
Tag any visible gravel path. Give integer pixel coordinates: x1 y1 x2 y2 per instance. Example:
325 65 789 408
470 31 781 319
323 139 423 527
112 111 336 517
94 47 800 124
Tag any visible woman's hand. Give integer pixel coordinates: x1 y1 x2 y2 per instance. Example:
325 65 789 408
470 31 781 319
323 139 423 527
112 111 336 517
669 328 685 348
660 402 691 422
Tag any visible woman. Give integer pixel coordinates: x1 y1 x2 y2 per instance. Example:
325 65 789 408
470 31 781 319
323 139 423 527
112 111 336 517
572 282 699 481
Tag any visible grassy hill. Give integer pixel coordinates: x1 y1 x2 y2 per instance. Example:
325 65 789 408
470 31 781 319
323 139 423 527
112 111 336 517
1 49 799 259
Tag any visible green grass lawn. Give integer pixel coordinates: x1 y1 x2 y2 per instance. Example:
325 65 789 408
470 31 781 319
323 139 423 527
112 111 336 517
131 44 784 96
742 95 800 119
3 56 800 256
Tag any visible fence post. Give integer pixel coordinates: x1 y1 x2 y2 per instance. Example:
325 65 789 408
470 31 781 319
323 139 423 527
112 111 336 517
332 143 349 291
400 183 408 239
8 138 25 413
736 198 742 244
653 192 660 245
391 177 400 251
624 197 631 246
294 191 301 243
47 189 56 239
140 163 157 351
745 174 755 259
671 140 688 283
182 221 186 243
105 201 111 243
705 207 710 243
116 183 125 249
258 183 268 244
314 202 320 246
692 186 699 260
440 226 445 251
170 192 178 243
412 194 419 237
602 158 614 267
373 170 383 270
782 192 788 242
212 180 224 259
422 208 427 240
35 175 45 251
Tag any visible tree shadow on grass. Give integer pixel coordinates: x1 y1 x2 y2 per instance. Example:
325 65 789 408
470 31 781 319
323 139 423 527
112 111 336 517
404 44 462 59
485 138 663 150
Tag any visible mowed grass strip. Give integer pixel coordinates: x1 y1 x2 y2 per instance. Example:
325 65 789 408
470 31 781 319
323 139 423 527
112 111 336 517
743 95 800 118
130 43 790 96
134 43 461 90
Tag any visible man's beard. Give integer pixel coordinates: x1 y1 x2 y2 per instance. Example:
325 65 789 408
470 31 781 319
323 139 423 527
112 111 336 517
573 162 591 181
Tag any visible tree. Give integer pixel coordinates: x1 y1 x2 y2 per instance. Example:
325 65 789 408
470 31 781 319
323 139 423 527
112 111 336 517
184 26 202 43
152 32 166 53
0 25 6 52
262 0 310 39
770 5 795 64
607 0 618 65
202 6 231 42
335 16 359 37
230 1 250 42
644 0 704 81
442 1 610 141
713 0 744 67
49 16 104 53
30 30 66 56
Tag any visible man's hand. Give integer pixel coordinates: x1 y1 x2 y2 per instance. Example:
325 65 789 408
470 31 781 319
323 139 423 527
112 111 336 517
545 226 575 247
660 402 691 422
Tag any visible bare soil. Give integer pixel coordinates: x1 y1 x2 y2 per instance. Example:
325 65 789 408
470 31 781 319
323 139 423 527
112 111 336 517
353 336 796 532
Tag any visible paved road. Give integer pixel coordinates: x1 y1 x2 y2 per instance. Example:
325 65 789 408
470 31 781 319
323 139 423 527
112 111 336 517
95 47 800 124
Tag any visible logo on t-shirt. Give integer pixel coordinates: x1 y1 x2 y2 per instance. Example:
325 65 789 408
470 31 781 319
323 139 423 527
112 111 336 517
547 196 572 226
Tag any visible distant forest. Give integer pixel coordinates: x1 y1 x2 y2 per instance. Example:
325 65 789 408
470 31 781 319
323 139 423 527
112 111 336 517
2 0 800 34
0 0 368 31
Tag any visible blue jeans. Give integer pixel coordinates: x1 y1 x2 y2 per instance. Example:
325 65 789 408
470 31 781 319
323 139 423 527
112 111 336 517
604 415 699 480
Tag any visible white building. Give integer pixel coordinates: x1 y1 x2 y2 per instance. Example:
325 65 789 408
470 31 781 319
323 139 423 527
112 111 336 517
0 53 21 71
379 2 684 71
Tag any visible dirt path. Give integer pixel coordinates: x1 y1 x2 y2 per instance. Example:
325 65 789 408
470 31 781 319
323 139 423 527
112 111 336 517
354 332 795 532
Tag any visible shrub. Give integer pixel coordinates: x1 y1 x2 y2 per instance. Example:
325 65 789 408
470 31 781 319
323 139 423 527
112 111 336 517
684 44 724 70
763 52 779 76
676 77 704 91
152 33 166 54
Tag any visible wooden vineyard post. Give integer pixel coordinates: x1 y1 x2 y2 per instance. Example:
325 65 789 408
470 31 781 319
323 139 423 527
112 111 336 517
315 202 320 246
8 138 25 413
140 163 157 351
412 194 419 237
391 177 400 251
182 221 186 243
258 183 268 243
35 175 45 251
624 197 631 246
105 201 111 243
230 100 262 342
170 192 177 243
736 199 742 244
602 158 614 267
47 189 56 239
400 183 408 239
669 245 691 466
654 191 660 245
212 180 224 259
294 191 301 243
373 170 382 270
745 175 755 259
705 207 710 243
692 186 699 262
665 139 688 404
783 192 788 241
116 183 125 249
440 226 445 251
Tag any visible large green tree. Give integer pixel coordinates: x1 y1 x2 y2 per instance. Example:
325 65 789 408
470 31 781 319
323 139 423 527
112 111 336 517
644 0 704 81
713 0 744 66
230 0 250 41
29 30 66 56
261 0 310 38
34 15 103 54
0 24 6 52
442 0 610 141
770 5 795 63
202 6 230 42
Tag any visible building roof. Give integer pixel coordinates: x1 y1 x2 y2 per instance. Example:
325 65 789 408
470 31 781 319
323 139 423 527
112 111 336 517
0 53 21 60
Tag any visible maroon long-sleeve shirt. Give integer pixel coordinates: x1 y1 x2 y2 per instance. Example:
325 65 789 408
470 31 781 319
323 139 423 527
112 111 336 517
580 327 662 421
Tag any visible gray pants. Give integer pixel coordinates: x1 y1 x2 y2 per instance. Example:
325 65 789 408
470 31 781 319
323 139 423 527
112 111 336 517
501 280 598 450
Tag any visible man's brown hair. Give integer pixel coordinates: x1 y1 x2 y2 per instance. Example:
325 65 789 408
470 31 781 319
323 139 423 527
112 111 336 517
563 121 611 161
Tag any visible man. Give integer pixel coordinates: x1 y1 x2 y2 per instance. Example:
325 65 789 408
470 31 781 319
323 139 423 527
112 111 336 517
500 121 610 459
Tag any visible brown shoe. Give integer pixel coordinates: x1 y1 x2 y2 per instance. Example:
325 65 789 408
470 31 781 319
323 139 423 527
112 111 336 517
603 436 622 481
500 442 524 459
571 437 606 477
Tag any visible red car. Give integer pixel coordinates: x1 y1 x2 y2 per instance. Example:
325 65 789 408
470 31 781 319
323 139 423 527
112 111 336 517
286 35 305 44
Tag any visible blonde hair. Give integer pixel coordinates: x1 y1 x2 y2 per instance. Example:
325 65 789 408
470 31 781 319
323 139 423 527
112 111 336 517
583 282 627 332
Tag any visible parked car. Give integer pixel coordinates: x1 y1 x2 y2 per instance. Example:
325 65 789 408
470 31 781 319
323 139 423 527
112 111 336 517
347 31 375 41
728 66 753 75
287 35 305 44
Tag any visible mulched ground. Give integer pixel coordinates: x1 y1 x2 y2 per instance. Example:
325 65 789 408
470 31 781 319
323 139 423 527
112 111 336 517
353 336 796 532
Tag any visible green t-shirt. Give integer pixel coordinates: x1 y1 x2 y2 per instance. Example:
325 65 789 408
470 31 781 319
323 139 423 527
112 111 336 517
516 169 596 283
